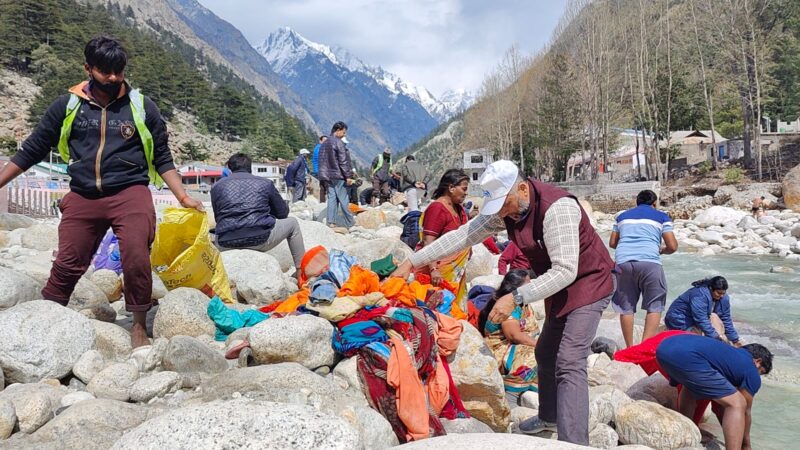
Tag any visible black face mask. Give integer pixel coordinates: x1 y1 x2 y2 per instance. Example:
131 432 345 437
91 76 122 98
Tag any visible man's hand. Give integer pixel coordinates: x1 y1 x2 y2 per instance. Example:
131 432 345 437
733 340 744 348
391 259 413 279
181 196 205 212
488 293 515 323
346 178 354 186
415 182 425 189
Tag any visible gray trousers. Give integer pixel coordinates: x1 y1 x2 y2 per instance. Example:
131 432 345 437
217 217 305 268
534 279 615 445
290 180 307 203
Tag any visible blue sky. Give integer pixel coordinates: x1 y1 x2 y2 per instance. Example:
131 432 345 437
197 0 567 97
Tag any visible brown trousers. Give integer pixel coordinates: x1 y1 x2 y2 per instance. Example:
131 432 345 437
41 185 156 312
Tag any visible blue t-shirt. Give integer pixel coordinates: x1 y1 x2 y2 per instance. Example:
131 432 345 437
613 204 674 264
657 334 761 397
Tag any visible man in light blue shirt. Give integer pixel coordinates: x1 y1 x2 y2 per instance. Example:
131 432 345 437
609 190 678 347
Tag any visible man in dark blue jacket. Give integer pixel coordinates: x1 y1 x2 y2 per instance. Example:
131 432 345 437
211 153 305 274
285 148 310 203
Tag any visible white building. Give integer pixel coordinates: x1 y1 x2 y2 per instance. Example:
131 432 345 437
252 161 290 193
462 149 494 196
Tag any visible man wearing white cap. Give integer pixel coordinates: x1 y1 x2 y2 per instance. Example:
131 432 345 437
392 160 616 445
285 148 311 203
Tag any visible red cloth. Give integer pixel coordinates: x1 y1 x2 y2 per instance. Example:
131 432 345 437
421 201 467 238
482 237 501 254
498 241 530 275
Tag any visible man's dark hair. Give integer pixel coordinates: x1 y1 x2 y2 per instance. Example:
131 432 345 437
406 155 415 162
636 189 658 206
226 153 252 173
319 135 327 142
84 36 128 74
761 196 765 200
743 343 773 375
331 121 348 134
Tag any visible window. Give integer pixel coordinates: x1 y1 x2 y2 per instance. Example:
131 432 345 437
472 172 479 181
470 155 484 164
257 167 267 173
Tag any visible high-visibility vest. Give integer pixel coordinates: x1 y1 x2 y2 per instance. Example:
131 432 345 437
372 153 393 176
57 89 163 187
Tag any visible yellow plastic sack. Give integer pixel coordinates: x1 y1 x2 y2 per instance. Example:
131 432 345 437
151 207 234 303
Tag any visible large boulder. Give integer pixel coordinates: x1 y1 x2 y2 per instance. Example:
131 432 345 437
249 315 336 369
390 433 590 449
0 267 40 310
713 183 781 209
590 423 620 449
615 400 701 449
783 163 800 211
588 385 634 430
69 277 115 322
162 335 228 375
692 206 747 228
465 243 495 282
441 417 494 434
0 382 67 434
91 320 132 361
446 321 510 431
0 213 35 231
355 208 386 229
86 362 139 402
152 287 215 340
0 300 96 383
90 269 123 302
128 371 182 403
589 360 648 392
267 219 349 271
111 399 362 450
20 223 58 251
344 237 410 269
221 250 296 305
594 318 643 351
626 373 678 410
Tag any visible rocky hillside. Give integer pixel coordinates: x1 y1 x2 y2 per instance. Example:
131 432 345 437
0 70 39 150
405 118 465 183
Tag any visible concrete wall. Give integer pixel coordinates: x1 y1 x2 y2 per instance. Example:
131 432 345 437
556 180 661 213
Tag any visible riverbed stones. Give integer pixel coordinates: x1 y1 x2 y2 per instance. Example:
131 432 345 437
91 320 132 361
20 223 58 251
693 206 746 227
0 383 66 434
129 371 182 403
111 399 362 450
152 287 215 339
91 269 123 302
355 208 386 229
0 213 35 231
249 315 336 369
0 300 95 383
87 362 139 402
59 391 95 408
615 400 701 449
465 243 495 282
162 335 228 375
0 398 15 439
447 321 510 431
626 373 677 409
221 250 296 305
392 433 589 449
0 266 40 310
782 163 800 211
590 423 620 449
73 350 108 384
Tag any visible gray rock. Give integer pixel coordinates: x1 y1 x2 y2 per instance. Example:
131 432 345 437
590 423 620 449
69 277 109 312
331 356 363 393
589 360 648 392
151 273 168 300
696 231 725 245
595 317 643 350
592 336 619 360
20 224 58 251
249 315 336 369
354 208 386 229
465 243 494 282
0 383 66 434
509 406 538 424
692 206 746 227
72 350 108 384
143 338 168 372
337 401 399 449
627 373 678 410
589 385 634 430
0 300 96 383
0 398 16 440
0 213 35 231
520 390 539 410
90 269 123 302
162 336 228 374
221 250 296 305
770 266 795 274
0 267 40 311
86 362 139 402
267 220 349 271
791 224 800 239
129 371 182 403
343 237 409 269
91 320 132 361
441 417 495 434
110 399 362 450
391 433 589 449
25 399 148 450
152 287 215 340
446 321 510 431
59 391 95 408
469 274 504 290
616 400 701 449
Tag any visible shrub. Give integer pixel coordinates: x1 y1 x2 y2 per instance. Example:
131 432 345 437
724 167 744 184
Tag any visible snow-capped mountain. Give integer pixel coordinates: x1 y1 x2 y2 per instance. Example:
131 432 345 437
258 27 469 123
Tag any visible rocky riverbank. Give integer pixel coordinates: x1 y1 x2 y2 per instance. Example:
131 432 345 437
0 202 762 449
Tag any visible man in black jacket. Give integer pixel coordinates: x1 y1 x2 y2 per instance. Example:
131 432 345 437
211 153 305 275
0 36 202 348
317 121 355 230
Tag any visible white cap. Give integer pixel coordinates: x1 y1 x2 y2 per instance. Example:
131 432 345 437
478 160 520 215
299 148 310 155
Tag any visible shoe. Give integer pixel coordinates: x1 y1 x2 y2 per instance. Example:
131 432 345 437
518 416 557 434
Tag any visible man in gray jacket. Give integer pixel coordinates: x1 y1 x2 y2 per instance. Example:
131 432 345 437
400 155 429 211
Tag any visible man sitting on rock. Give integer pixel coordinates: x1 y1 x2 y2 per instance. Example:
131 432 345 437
211 153 305 277
656 334 772 450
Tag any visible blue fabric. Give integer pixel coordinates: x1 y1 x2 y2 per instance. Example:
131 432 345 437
435 290 457 316
665 286 740 342
329 249 357 285
332 321 389 355
312 143 321 175
310 278 339 304
468 285 496 311
484 306 524 334
389 307 414 323
656 334 761 398
207 296 269 341
613 205 674 264
365 341 392 359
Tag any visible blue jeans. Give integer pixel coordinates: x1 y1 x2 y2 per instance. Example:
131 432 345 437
326 179 354 228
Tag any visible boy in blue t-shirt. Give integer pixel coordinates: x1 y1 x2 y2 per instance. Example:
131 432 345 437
609 189 678 348
656 334 772 450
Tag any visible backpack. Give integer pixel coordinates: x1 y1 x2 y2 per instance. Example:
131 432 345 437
400 210 422 249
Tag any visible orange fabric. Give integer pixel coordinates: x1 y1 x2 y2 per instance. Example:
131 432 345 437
338 265 381 297
466 301 480 329
409 280 431 303
448 301 467 321
299 246 329 287
274 288 309 313
427 354 451 416
380 277 418 306
387 336 429 441
434 312 463 357
349 203 366 214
